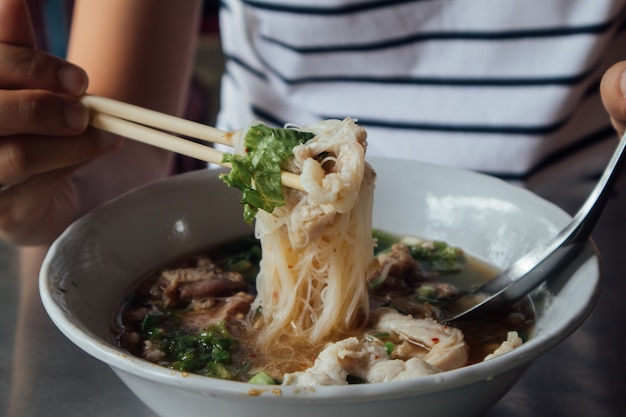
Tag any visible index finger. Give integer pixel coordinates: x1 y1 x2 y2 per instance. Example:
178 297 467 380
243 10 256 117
0 43 88 95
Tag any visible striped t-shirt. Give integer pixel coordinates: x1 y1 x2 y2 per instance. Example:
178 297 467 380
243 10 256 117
216 0 626 193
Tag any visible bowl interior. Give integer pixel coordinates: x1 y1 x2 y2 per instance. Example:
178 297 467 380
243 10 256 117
39 157 600 401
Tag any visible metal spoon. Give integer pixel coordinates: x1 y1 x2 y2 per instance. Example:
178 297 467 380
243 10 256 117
445 131 626 323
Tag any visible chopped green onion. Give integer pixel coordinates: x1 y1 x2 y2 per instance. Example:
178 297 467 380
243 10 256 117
248 371 277 385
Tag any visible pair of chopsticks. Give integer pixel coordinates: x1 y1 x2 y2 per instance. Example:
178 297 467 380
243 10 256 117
81 95 303 191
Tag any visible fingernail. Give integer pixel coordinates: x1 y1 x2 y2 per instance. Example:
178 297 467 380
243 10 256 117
59 65 88 96
64 101 89 130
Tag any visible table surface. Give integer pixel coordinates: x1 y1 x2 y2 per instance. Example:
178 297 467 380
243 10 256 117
1 180 626 417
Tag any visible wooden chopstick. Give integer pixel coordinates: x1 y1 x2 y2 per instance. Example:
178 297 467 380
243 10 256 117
82 95 303 191
83 94 235 146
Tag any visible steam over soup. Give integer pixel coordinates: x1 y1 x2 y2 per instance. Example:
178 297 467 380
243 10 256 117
113 118 532 385
113 233 533 384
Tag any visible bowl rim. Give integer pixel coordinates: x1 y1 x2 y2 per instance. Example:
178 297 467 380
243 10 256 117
39 158 602 402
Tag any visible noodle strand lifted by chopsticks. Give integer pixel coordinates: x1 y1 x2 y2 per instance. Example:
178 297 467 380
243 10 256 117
244 118 376 344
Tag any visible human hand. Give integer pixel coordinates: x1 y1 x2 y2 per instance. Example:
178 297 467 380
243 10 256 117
600 61 626 138
0 0 121 245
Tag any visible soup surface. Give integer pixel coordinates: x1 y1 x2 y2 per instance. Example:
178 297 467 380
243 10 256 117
113 231 533 384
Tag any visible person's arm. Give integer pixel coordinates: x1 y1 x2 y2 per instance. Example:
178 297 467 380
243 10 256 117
67 0 202 220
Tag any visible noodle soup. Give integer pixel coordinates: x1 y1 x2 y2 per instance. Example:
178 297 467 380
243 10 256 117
114 118 533 386
113 231 533 384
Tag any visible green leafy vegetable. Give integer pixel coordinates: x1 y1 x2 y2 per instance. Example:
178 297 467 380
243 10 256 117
372 230 464 273
408 240 464 273
220 124 314 222
141 319 238 379
384 341 396 355
215 235 262 284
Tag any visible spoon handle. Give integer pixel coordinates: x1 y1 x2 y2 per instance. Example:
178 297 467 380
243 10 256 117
568 131 626 243
450 131 626 321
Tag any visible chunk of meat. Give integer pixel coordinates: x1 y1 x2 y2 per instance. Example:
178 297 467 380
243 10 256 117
367 357 440 382
151 257 247 307
282 309 470 386
372 309 468 371
369 244 422 293
282 118 369 248
281 335 441 386
282 337 388 386
484 331 523 361
294 118 367 213
179 292 254 332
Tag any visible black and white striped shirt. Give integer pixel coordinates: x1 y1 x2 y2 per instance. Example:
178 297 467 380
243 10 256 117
216 0 626 191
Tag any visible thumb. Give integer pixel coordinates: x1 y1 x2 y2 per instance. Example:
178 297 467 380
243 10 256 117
0 0 37 47
600 61 626 137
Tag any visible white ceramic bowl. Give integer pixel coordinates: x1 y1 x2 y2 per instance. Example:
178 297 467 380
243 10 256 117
40 158 600 417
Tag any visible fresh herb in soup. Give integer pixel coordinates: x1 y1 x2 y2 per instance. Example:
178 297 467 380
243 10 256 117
113 232 533 384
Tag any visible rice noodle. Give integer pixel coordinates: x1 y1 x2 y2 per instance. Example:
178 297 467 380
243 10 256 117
237 118 376 344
